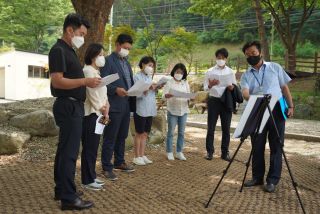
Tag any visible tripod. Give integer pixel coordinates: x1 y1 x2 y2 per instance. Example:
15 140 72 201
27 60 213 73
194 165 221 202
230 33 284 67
205 95 306 214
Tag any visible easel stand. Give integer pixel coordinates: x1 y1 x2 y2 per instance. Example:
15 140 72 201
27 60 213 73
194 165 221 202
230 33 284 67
205 95 306 214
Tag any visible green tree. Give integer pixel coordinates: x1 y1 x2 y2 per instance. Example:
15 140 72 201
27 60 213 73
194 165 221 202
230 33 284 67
0 0 72 53
189 0 270 60
261 0 318 74
189 0 318 74
162 27 199 72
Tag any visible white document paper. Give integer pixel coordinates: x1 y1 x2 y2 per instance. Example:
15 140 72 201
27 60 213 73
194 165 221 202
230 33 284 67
94 115 105 135
233 95 278 138
98 73 120 87
169 88 197 99
128 80 152 97
156 76 170 86
210 73 234 87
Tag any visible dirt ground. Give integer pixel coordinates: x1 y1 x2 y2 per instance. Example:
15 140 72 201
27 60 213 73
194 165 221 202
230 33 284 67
0 127 319 214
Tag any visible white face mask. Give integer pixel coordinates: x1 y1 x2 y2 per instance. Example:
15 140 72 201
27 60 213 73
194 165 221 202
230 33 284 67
216 59 226 67
119 48 129 58
71 36 84 49
174 73 183 81
144 66 154 76
95 56 105 67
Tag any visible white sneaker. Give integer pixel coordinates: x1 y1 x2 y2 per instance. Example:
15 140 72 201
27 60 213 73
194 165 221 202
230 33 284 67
167 152 175 161
94 178 105 186
142 156 153 164
176 152 187 161
133 157 146 165
83 182 103 191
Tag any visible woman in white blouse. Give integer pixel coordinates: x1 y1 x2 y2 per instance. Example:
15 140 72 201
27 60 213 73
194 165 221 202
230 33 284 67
163 63 190 161
81 43 109 190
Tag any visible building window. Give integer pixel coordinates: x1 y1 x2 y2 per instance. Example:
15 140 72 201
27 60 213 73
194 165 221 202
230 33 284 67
28 65 49 79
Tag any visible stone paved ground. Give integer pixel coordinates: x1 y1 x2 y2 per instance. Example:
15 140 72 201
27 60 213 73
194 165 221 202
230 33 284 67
0 127 319 214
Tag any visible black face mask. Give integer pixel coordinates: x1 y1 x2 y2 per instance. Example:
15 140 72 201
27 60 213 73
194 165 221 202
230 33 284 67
247 55 261 66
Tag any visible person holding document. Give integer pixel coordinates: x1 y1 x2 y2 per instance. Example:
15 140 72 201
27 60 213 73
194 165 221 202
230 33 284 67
163 63 190 161
81 43 109 191
100 34 135 181
132 56 159 166
204 48 237 162
240 41 294 193
49 13 100 210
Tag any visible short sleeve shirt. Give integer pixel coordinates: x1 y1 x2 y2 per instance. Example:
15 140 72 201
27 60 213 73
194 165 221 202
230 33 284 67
240 61 291 100
49 39 86 101
134 71 157 117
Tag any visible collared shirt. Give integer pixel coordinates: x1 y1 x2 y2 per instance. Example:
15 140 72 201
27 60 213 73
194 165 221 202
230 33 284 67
134 71 157 117
240 61 291 100
163 78 190 116
49 39 86 101
204 65 237 98
83 65 108 116
118 56 132 88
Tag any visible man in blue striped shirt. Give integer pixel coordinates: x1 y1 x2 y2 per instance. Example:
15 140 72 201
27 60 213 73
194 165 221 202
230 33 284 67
240 41 294 193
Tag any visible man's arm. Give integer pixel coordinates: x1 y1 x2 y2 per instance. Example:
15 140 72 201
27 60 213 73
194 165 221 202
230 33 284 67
281 84 294 117
242 88 250 101
51 72 100 89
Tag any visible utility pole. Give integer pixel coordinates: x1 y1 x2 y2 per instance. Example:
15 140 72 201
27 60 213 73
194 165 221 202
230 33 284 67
108 5 114 55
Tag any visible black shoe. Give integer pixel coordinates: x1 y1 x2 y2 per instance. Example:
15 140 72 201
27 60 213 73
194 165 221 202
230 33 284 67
221 153 231 162
61 197 93 210
244 179 264 187
54 190 84 201
114 163 135 172
103 170 118 181
264 183 276 193
205 153 213 160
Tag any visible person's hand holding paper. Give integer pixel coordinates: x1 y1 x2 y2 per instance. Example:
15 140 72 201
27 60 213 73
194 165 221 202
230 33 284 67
127 80 152 97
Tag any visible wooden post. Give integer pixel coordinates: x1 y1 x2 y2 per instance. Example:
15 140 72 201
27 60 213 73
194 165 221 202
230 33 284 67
236 56 240 73
285 51 289 71
314 52 318 74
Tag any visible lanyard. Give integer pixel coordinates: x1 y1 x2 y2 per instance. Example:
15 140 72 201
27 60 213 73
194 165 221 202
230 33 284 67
251 65 265 86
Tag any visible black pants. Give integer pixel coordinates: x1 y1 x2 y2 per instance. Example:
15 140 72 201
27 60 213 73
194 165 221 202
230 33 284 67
101 104 130 172
53 98 84 202
206 96 232 155
81 113 101 185
251 102 285 185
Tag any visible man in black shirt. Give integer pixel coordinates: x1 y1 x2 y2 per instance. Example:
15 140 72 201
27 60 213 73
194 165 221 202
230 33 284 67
49 13 101 211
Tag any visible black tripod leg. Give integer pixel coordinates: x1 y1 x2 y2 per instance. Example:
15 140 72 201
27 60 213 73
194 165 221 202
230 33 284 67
205 138 245 208
281 148 306 214
239 148 253 192
266 104 306 214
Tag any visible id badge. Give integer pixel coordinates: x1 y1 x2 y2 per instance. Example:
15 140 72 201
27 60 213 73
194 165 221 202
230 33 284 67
252 86 264 95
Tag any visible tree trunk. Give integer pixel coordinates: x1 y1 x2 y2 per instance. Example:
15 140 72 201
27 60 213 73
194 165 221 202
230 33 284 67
71 0 114 64
253 0 270 61
287 45 297 74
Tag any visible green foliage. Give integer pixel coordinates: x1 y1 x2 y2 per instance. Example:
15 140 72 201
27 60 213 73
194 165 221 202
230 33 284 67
162 27 199 71
197 29 241 44
0 0 73 53
296 41 317 58
272 40 318 58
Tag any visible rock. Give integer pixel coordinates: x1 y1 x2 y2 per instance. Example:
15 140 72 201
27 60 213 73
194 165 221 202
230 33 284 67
152 111 167 133
194 91 208 103
294 104 313 119
189 81 203 92
0 107 10 123
10 110 59 136
0 130 31 155
148 130 165 145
